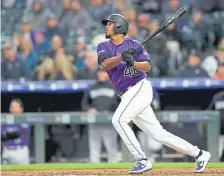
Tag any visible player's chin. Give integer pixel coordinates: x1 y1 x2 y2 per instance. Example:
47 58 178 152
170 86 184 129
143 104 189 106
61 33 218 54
105 33 111 39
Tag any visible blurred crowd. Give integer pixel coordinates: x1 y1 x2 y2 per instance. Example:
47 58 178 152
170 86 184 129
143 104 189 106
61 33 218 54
1 0 224 81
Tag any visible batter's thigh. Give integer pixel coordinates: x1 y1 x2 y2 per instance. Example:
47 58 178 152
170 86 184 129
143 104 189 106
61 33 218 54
112 79 153 124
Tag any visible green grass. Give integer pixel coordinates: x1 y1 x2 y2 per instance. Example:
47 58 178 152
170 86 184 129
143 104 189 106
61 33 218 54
2 162 224 171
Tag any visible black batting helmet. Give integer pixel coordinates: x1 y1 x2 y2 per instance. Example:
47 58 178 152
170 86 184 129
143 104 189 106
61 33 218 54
101 14 129 35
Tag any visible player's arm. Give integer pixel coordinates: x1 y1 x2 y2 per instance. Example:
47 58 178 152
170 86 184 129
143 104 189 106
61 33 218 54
132 61 151 72
122 45 152 72
100 55 121 70
97 43 121 70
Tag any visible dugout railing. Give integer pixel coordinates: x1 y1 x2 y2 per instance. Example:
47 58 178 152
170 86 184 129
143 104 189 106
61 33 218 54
1 111 220 163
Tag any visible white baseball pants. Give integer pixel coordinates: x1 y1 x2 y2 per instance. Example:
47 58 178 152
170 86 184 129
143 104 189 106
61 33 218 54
112 78 200 160
2 146 30 164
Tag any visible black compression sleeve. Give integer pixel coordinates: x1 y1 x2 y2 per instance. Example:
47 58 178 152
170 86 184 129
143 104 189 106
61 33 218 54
98 53 111 65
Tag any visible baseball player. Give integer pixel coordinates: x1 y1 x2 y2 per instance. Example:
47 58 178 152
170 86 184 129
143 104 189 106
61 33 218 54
2 99 31 164
97 14 211 174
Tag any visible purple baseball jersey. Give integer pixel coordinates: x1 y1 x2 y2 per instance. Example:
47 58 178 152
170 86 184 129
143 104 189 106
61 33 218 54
97 37 150 94
1 124 31 147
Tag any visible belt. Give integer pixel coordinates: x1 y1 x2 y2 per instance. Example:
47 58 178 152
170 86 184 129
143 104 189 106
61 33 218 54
118 83 137 97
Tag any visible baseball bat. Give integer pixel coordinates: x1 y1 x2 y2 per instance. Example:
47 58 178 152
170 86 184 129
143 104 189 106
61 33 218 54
135 5 189 50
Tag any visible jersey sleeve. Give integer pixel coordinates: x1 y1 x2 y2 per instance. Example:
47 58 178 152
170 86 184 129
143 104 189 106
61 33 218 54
97 43 111 65
133 40 151 62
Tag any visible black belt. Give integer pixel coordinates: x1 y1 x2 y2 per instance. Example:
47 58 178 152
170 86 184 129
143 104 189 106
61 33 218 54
118 83 137 97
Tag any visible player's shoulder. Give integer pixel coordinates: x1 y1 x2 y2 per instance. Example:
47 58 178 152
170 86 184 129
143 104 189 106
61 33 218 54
125 37 141 45
125 37 141 48
97 39 111 48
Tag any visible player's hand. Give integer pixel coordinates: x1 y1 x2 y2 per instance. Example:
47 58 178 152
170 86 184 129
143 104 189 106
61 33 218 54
121 48 137 58
1 130 24 142
122 54 135 66
88 108 97 114
121 48 137 66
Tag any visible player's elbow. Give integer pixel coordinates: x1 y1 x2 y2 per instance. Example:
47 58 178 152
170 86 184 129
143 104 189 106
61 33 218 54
144 62 152 72
101 61 111 70
101 63 109 70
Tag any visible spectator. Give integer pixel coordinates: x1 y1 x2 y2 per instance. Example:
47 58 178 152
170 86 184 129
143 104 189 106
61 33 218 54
193 0 220 13
34 32 51 56
72 36 87 71
60 0 96 33
136 14 150 42
58 0 72 31
19 38 39 71
55 55 76 80
213 63 224 80
220 39 224 46
88 0 117 25
1 42 12 60
1 46 31 81
81 68 119 163
127 22 145 42
164 23 183 45
164 23 184 75
18 18 35 43
23 0 50 30
45 13 64 41
133 0 163 14
44 0 62 16
127 22 138 39
1 0 16 8
162 0 188 30
91 34 107 50
115 0 134 13
185 9 209 51
77 50 98 80
11 33 22 52
145 20 169 76
48 35 63 59
202 42 224 77
36 57 56 81
2 98 31 164
104 0 119 15
177 51 209 77
162 0 180 17
220 0 224 11
123 8 137 23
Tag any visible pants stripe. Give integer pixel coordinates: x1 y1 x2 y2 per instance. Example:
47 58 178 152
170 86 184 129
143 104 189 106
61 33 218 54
118 81 145 159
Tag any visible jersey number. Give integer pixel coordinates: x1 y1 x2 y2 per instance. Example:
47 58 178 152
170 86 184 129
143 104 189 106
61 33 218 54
124 67 140 77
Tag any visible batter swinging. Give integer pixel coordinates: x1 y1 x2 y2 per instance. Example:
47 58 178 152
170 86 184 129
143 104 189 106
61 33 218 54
97 14 211 174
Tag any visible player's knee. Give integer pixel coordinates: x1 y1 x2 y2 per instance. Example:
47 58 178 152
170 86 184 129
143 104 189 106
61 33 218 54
112 117 119 127
151 129 166 143
112 116 126 129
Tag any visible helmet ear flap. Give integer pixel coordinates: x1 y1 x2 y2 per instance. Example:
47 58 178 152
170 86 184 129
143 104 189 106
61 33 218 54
113 22 122 33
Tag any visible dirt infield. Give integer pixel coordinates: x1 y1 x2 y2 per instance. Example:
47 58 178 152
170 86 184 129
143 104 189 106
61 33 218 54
2 168 224 176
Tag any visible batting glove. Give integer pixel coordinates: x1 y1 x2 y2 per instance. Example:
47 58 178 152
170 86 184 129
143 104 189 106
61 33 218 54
121 48 137 58
122 54 134 66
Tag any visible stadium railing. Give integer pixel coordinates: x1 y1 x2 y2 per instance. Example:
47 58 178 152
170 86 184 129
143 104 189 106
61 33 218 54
1 111 220 163
1 78 224 93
